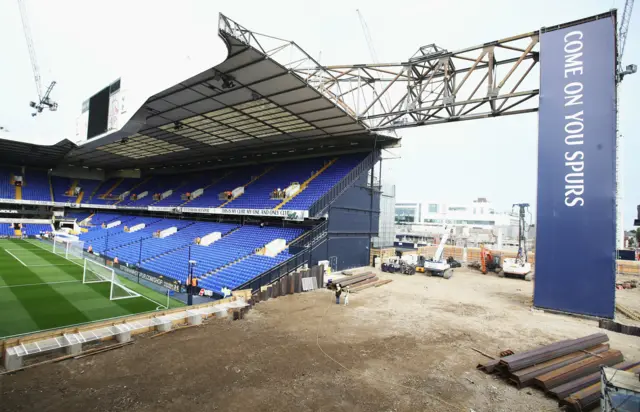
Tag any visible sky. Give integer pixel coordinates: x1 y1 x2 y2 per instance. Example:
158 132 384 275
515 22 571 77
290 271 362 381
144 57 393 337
0 0 638 227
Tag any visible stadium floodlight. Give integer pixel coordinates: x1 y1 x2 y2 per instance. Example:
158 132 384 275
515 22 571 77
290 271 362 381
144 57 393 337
83 259 141 301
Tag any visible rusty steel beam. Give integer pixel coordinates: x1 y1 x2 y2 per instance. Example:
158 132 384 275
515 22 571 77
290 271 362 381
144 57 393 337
498 333 609 372
508 344 610 388
560 364 640 411
549 360 640 400
532 349 623 390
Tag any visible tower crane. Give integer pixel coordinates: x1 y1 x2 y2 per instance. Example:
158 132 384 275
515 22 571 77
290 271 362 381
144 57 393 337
16 0 58 116
618 0 636 81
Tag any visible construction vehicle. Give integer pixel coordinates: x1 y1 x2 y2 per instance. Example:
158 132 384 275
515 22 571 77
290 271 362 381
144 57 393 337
416 225 454 279
478 245 501 274
381 256 416 275
499 203 534 281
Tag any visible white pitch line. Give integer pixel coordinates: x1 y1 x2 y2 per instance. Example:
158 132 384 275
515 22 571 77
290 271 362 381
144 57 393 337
0 279 82 289
4 249 28 267
2 249 52 251
28 264 79 267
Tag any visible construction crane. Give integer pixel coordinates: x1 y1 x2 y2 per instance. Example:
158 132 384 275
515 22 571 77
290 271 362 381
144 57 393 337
16 0 58 116
618 0 637 81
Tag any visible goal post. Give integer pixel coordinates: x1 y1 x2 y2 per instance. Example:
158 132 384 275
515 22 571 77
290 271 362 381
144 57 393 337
52 236 68 258
83 259 112 284
67 239 84 264
83 259 141 301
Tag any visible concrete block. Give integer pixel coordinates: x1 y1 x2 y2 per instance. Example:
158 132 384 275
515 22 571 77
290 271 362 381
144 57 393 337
187 313 202 325
65 342 82 355
156 322 172 332
116 330 131 343
3 351 23 371
213 308 228 318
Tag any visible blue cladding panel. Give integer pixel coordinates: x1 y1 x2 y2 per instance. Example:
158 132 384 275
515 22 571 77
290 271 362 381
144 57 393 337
328 237 369 269
534 17 616 318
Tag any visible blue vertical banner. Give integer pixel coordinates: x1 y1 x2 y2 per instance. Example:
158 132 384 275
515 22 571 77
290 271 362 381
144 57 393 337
534 15 617 318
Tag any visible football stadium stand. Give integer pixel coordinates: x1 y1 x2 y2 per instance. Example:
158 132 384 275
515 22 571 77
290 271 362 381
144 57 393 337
141 225 303 283
119 174 184 206
21 169 52 202
152 173 219 207
21 223 53 235
0 13 397 301
183 165 267 208
0 167 14 199
52 177 103 204
280 153 368 210
65 211 93 223
90 178 139 204
198 252 293 292
224 158 330 209
2 151 373 213
0 224 14 237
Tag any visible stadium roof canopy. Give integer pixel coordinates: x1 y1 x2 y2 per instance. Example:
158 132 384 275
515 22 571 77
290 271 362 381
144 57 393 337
63 14 398 170
0 138 76 168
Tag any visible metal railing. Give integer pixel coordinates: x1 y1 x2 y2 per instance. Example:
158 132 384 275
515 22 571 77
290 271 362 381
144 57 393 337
289 220 328 250
236 221 329 293
308 150 380 218
236 248 310 293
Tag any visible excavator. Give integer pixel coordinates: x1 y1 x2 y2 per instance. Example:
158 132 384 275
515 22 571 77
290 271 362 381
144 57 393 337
499 203 534 281
478 245 501 274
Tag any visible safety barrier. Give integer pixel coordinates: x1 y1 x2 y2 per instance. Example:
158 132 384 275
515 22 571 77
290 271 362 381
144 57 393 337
1 291 251 371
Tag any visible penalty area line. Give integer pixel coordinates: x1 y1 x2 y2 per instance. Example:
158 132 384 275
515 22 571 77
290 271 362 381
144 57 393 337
0 279 82 289
4 249 27 267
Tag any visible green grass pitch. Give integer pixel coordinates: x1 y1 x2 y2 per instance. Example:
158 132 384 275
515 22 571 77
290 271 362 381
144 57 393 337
0 239 184 338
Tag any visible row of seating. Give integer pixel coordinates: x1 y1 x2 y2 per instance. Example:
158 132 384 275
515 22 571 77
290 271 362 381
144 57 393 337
65 211 92 223
198 252 292 292
107 222 239 265
80 217 165 253
89 178 139 204
226 158 329 209
0 167 52 201
0 153 367 211
51 177 104 203
119 175 185 207
75 212 307 292
22 224 53 235
140 225 303 283
0 167 20 199
0 224 14 236
20 170 51 201
0 223 53 236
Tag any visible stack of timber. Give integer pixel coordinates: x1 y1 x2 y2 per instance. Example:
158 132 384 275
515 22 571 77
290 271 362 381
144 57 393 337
476 333 640 411
333 272 392 293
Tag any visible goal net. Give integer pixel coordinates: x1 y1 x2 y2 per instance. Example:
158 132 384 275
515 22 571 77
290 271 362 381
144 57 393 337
52 236 67 257
52 237 84 264
83 259 141 301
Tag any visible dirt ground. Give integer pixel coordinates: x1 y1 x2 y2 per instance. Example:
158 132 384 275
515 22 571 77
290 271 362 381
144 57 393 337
1 268 639 412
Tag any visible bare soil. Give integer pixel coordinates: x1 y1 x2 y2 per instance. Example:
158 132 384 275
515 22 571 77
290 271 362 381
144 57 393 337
1 268 639 412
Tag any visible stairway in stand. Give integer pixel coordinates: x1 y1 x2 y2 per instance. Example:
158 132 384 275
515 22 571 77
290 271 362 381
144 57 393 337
273 158 337 210
219 166 274 208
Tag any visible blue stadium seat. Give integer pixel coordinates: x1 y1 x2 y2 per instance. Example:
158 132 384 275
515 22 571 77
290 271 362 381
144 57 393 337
281 153 367 210
21 169 52 201
21 223 53 235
